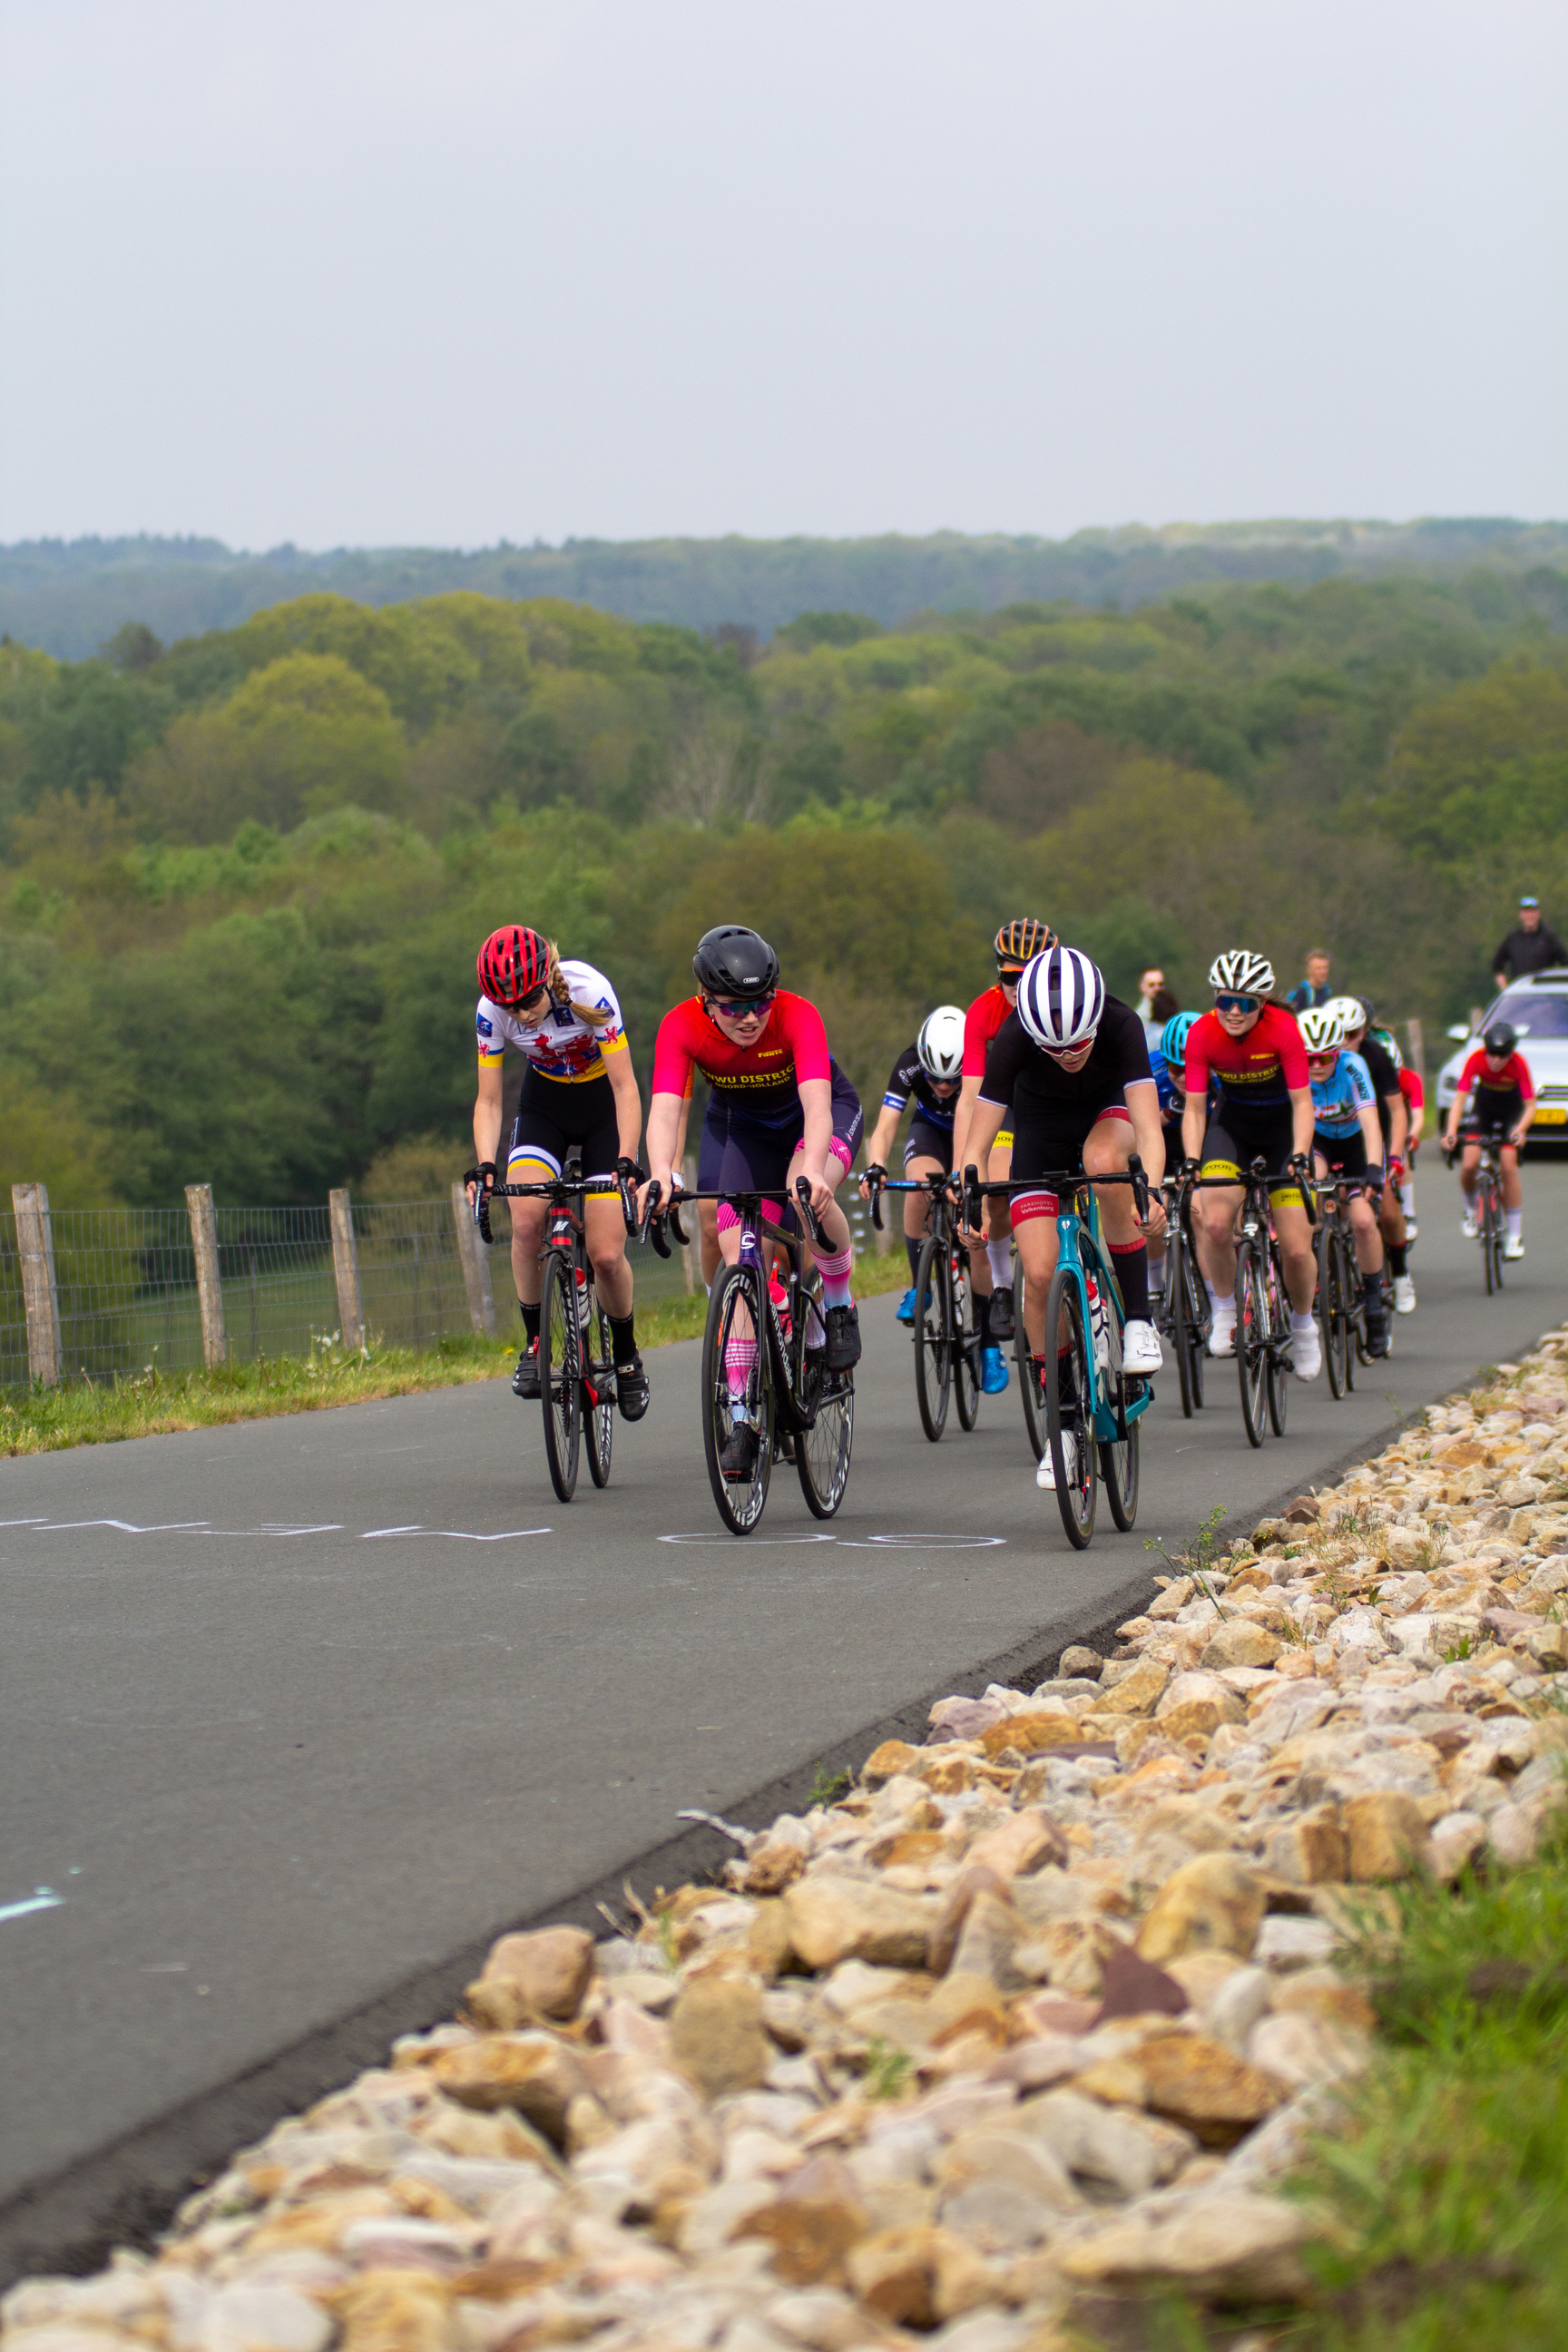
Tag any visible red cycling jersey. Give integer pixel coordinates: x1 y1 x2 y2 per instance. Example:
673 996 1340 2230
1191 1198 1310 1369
652 990 832 1122
1458 1047 1534 1102
1398 1067 1426 1113
962 984 1013 1080
1186 1004 1309 1112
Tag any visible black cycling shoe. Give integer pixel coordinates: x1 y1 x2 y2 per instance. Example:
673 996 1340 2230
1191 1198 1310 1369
987 1283 1014 1342
616 1354 650 1421
719 1422 759 1480
824 1303 862 1372
513 1340 541 1399
1365 1311 1392 1360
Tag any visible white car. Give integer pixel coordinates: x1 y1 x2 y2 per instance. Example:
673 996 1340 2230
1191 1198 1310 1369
1436 966 1568 1148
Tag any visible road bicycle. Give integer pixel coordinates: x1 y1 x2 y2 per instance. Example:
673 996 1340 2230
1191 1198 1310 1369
965 1160 1153 1550
481 1161 643 1503
1308 1174 1389 1396
669 1177 855 1534
1154 1174 1210 1418
1446 1136 1507 1294
865 1171 980 1441
1187 1158 1315 1450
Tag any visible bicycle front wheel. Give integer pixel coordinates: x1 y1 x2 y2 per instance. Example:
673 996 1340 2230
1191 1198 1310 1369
1267 1245 1289 1437
701 1264 772 1534
539 1251 582 1501
913 1232 951 1442
952 1250 980 1431
1316 1223 1344 1399
1099 1305 1139 1531
1016 1265 1044 1459
1235 1237 1269 1449
1486 1183 1504 1292
1044 1265 1096 1548
795 1276 854 1517
583 1287 614 1488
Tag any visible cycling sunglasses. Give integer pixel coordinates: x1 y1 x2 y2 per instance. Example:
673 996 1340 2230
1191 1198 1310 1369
1305 1049 1338 1067
1214 992 1259 1014
996 965 1025 986
710 992 776 1020
505 981 550 1010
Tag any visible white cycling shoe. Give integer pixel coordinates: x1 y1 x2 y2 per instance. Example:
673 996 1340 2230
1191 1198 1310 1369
1208 1313 1237 1358
1293 1323 1323 1380
1037 1432 1077 1490
1505 1236 1525 1260
1405 1212 1419 1239
1393 1274 1416 1312
1461 1210 1478 1239
1122 1319 1163 1374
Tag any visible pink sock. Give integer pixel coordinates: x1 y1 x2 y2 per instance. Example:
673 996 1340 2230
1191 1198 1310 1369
813 1241 854 1309
724 1334 757 1396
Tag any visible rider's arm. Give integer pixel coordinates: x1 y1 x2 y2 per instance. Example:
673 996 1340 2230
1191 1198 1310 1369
1513 1054 1536 1147
965 1094 1007 1182
643 1091 684 1198
1357 1099 1383 1168
949 1073 984 1177
1289 1084 1316 1160
862 1103 902 1176
473 1061 505 1179
1124 1079 1165 1191
1384 1088 1407 1160
796 1076 835 1210
603 1043 643 1162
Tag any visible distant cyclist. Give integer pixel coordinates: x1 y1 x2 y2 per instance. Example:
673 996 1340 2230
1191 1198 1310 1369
951 917 1056 1393
961 945 1165 1494
1181 950 1320 1378
1396 1055 1425 1252
640 926 864 1480
1299 1004 1390 1357
1443 1019 1535 1259
859 1005 965 1323
1145 1008 1196 1308
469 926 649 1418
1330 997 1412 1316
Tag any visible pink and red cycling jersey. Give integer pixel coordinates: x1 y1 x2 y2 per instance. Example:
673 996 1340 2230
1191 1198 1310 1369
1457 1046 1534 1111
962 984 1014 1080
1184 1004 1309 1112
652 991 832 1124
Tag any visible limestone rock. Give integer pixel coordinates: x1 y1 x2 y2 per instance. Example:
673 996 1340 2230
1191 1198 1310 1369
670 1977 770 2101
333 2269 458 2352
862 1740 919 1788
927 1865 1009 1976
1058 1646 1103 1680
737 2155 870 2285
1131 2032 1289 2146
428 2035 585 2144
1261 1804 1348 1886
1200 1621 1281 1671
1058 2190 1316 2300
1345 1791 1431 1881
1134 1855 1265 1964
966 1810 1068 1881
846 2224 995 2328
1249 2010 1369 2088
1018 2089 1189 2199
979 1710 1086 1759
1429 1809 1487 1880
1093 1655 1171 1717
783 1879 938 1972
466 1926 594 2029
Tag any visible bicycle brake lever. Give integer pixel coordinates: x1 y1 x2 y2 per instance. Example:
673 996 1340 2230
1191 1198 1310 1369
867 1171 885 1231
667 1196 689 1249
794 1175 826 1246
1127 1151 1149 1226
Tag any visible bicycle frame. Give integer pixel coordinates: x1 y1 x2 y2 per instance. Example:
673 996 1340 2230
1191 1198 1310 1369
673 1188 828 1433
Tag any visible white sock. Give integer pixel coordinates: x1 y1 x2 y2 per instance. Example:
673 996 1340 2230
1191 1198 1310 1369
986 1239 1013 1288
1208 1279 1234 1318
1290 1309 1315 1335
1506 1210 1523 1242
1400 1182 1415 1215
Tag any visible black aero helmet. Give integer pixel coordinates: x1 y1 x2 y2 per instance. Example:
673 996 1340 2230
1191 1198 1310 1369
1484 1020 1518 1057
692 925 780 1001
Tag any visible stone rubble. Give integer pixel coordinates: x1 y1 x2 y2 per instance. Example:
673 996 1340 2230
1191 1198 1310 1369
9 1328 1568 2352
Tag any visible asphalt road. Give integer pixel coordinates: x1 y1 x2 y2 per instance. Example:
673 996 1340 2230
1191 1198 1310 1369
5 1165 1567 2277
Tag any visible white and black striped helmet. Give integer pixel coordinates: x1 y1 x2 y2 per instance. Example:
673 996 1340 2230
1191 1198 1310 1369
1016 946 1105 1051
1209 948 1274 997
1297 1004 1344 1054
916 1004 965 1081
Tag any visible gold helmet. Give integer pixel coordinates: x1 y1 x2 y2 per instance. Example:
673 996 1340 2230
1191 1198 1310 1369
994 916 1054 972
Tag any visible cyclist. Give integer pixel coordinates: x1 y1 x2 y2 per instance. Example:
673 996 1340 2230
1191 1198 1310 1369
859 1005 965 1323
951 917 1056 1393
961 945 1165 1493
1396 1055 1425 1254
1143 1008 1193 1307
470 926 649 1419
640 926 865 1479
1443 1018 1535 1258
1181 950 1320 1378
1299 1004 1390 1357
1331 998 1412 1317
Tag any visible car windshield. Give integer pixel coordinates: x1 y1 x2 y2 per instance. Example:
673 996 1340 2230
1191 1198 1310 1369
1495 991 1568 1039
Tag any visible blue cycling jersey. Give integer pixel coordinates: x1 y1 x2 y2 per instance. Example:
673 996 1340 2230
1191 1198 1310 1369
1310 1048 1376 1138
1149 1047 1181 1119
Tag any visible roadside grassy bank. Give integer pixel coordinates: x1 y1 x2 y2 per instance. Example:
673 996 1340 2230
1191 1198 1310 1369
0 1249 911 1455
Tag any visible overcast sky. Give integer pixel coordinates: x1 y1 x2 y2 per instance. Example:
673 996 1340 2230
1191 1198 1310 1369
0 1 1563 550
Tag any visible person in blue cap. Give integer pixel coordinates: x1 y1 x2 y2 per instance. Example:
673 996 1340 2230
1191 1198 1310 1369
1492 896 1567 991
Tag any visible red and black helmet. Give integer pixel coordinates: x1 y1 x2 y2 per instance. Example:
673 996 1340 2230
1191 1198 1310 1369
477 926 549 1007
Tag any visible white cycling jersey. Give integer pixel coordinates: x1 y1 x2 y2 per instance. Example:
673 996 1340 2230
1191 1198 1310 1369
476 959 626 1084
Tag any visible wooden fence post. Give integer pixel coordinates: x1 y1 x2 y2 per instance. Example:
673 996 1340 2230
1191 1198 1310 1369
11 1182 63 1385
184 1182 227 1367
328 1189 366 1349
1405 1016 1425 1075
451 1181 497 1336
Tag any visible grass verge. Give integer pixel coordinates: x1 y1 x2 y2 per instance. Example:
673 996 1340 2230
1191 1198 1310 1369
1 1244 913 1455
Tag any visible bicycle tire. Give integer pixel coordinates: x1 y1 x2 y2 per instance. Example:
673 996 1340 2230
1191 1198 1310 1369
1315 1222 1343 1400
952 1248 980 1431
1170 1224 1197 1418
1267 1243 1289 1437
1044 1265 1096 1547
1235 1235 1269 1448
1098 1287 1139 1530
913 1231 951 1442
539 1251 582 1502
1486 1179 1504 1292
701 1263 772 1534
795 1269 854 1516
583 1287 614 1488
1016 1264 1044 1459
1181 1223 1208 1410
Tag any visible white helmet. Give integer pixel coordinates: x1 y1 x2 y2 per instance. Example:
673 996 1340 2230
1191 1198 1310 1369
1016 945 1105 1051
916 1004 965 1082
1209 949 1275 997
1298 1005 1344 1054
1325 994 1366 1034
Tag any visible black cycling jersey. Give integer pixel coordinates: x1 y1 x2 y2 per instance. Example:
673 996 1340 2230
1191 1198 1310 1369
1356 1034 1402 1149
882 1044 957 1132
979 996 1153 1118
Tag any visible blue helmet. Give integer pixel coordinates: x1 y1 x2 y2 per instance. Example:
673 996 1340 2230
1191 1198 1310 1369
1160 1010 1197 1071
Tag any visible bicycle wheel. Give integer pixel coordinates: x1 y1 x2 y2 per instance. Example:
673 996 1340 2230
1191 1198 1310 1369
1267 1245 1289 1437
1486 1181 1504 1291
1235 1236 1269 1449
796 1272 854 1516
701 1263 772 1534
952 1249 980 1431
1098 1298 1139 1532
1016 1264 1044 1458
1169 1226 1196 1418
1315 1223 1344 1399
583 1285 615 1489
1044 1265 1096 1548
539 1251 582 1502
912 1232 951 1443
1180 1226 1208 1410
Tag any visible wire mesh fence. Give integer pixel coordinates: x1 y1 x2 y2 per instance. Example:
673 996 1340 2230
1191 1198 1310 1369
0 1193 702 1389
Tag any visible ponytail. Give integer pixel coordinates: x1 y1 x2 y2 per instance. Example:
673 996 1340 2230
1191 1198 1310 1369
544 941 613 1028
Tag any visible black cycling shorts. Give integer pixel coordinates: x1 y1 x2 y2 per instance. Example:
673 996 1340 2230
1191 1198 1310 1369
1200 1110 1303 1207
1314 1127 1368 1179
904 1116 954 1173
508 1068 622 1187
699 1065 865 1216
1009 1090 1131 1222
1460 1088 1524 1142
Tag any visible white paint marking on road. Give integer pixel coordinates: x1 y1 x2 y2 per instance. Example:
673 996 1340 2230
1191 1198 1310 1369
34 1519 212 1534
0 1517 48 1527
0 1887 64 1924
843 1534 1006 1549
361 1526 426 1538
438 1528 553 1541
658 1532 837 1544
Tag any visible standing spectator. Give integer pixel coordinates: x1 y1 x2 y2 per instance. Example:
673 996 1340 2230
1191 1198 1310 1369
1492 896 1568 991
1135 966 1166 1021
1288 949 1332 1012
